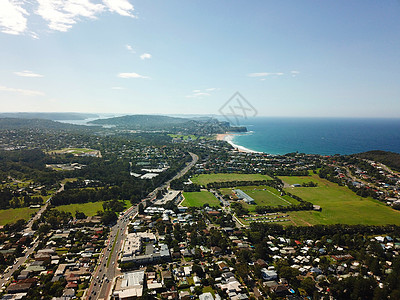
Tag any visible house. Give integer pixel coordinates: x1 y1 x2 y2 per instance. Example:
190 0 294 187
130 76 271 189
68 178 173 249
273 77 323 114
6 279 37 294
261 268 278 281
62 288 75 298
160 291 179 299
217 261 229 271
313 205 322 211
183 266 192 276
180 291 191 300
212 246 222 255
255 259 268 268
193 276 201 286
207 211 220 216
161 271 172 284
270 284 289 296
199 292 214 300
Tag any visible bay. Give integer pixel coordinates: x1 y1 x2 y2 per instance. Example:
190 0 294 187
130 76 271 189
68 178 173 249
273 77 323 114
230 117 400 155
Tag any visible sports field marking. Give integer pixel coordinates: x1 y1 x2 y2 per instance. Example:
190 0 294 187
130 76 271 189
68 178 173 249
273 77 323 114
264 189 292 205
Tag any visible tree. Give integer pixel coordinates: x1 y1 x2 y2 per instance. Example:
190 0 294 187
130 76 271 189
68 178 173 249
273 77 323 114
192 264 205 278
101 210 117 225
300 277 316 296
75 210 86 219
194 286 203 295
138 203 144 214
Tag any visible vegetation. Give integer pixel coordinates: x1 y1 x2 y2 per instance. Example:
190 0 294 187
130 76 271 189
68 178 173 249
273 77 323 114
181 191 220 207
225 186 299 210
280 175 400 225
88 115 246 134
191 173 273 186
0 207 38 226
55 201 106 217
355 150 400 171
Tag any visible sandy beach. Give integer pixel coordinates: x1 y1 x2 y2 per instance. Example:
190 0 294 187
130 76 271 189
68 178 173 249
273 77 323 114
215 133 229 141
216 133 261 154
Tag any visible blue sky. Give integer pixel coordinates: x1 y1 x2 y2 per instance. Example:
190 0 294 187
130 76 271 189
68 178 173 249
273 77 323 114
0 0 399 117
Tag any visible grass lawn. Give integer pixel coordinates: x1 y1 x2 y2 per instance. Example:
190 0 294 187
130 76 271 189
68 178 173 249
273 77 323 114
56 201 105 216
279 175 400 225
202 286 215 295
55 200 131 217
0 207 39 226
191 173 273 186
280 175 318 186
168 134 198 140
51 147 96 154
61 178 78 184
181 191 220 207
222 186 299 212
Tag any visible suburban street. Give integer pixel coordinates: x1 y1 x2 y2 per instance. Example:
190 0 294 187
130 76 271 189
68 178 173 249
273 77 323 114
86 151 198 299
87 207 137 300
0 183 66 290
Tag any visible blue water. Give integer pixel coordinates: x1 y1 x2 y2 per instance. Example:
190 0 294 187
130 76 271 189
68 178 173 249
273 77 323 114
230 117 400 155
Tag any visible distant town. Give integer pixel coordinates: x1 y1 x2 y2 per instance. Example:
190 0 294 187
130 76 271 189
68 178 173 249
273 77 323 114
0 115 400 300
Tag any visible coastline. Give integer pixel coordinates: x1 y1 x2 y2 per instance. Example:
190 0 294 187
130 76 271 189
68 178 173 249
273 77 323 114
216 133 262 154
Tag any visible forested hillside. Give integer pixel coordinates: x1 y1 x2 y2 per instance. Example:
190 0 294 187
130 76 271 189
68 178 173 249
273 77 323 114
355 150 400 171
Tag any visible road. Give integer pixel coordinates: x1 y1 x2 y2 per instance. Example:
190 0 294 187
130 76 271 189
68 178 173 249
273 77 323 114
87 208 136 300
144 152 199 202
0 183 64 290
86 151 198 300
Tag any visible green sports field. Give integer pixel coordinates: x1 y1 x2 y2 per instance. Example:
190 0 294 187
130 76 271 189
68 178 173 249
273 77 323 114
181 191 220 207
221 186 299 211
279 175 400 225
55 200 131 217
191 173 273 186
0 207 39 226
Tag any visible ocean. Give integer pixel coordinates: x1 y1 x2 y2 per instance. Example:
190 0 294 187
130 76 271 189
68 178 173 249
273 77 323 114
228 117 400 155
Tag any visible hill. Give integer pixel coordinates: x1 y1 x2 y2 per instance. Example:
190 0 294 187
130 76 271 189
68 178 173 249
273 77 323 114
0 112 98 120
88 114 247 134
0 118 91 130
354 150 400 171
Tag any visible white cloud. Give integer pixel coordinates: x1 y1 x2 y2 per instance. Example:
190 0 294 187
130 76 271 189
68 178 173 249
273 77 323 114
0 0 135 35
247 72 284 77
186 87 219 98
36 0 104 32
126 44 135 53
291 70 300 77
103 0 135 17
140 53 151 60
118 72 149 79
0 0 28 35
0 85 44 96
14 70 44 77
186 92 210 98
